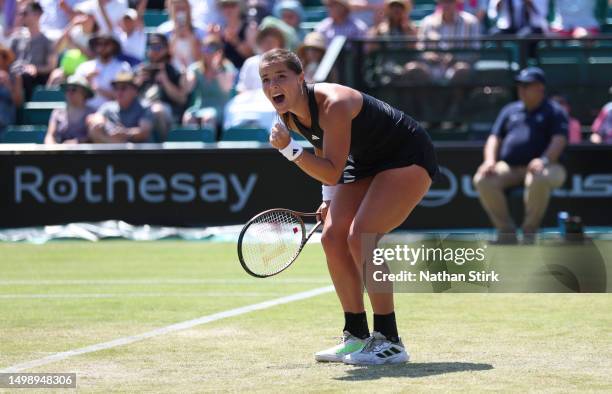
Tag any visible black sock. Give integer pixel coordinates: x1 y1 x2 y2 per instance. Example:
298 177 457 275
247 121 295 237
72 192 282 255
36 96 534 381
374 312 399 343
343 312 369 339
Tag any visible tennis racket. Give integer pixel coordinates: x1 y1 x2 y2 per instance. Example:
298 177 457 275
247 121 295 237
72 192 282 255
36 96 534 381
237 209 323 278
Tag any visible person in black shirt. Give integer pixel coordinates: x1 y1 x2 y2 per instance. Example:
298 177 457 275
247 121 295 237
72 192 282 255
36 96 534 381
261 48 438 365
134 33 188 140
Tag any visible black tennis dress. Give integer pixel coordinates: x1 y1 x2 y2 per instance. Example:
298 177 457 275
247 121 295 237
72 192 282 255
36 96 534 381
290 84 439 184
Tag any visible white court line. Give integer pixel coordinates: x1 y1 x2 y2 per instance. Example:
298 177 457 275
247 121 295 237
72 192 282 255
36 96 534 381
0 285 334 373
0 292 286 299
0 278 330 286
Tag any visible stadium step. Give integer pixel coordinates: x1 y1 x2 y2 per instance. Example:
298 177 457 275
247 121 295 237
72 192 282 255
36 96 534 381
1 125 47 143
166 127 215 143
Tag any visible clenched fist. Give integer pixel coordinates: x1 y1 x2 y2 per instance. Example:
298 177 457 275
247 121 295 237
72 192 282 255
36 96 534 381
269 122 291 149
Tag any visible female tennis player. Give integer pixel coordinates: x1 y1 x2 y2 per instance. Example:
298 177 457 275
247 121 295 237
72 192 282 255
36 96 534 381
260 48 438 365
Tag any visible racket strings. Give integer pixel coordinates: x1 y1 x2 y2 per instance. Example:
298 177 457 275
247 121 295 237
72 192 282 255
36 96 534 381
240 211 304 276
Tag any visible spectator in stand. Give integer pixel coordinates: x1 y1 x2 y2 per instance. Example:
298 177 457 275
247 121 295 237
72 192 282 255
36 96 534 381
0 44 22 136
74 33 131 108
473 67 568 244
162 0 204 72
117 7 147 65
461 0 488 31
273 0 306 41
297 31 327 83
46 5 100 86
351 0 386 27
75 0 128 35
38 0 85 42
235 24 286 94
223 24 285 130
407 0 479 86
368 0 417 50
158 0 205 36
44 75 96 144
419 0 480 50
590 89 612 144
550 0 601 38
183 35 236 128
488 0 550 36
10 1 56 101
135 33 188 138
1 0 18 45
87 71 154 143
315 0 368 45
551 95 582 144
215 0 255 70
189 0 224 30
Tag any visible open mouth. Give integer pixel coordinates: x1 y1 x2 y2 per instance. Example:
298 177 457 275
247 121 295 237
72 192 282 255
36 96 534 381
272 94 286 105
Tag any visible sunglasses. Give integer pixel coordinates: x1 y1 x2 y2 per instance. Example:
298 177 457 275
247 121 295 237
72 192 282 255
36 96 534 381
148 43 166 52
65 86 81 93
113 83 133 91
95 41 114 48
202 45 222 54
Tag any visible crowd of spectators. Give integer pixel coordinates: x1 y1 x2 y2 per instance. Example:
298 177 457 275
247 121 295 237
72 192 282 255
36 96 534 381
0 0 610 143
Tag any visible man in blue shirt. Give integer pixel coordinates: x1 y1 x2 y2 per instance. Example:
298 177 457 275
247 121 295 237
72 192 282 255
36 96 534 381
473 67 568 244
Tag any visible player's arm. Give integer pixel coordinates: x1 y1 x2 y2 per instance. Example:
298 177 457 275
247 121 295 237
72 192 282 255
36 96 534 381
292 99 350 185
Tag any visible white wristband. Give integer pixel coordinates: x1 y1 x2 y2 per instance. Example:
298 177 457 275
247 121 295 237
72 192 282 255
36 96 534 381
322 185 336 201
278 138 303 161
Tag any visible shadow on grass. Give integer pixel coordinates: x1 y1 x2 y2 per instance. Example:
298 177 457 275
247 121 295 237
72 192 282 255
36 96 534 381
334 362 493 380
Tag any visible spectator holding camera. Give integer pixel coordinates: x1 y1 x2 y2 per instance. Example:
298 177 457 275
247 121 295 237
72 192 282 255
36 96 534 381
10 1 56 100
135 33 187 137
87 71 154 143
0 44 22 135
216 0 255 70
44 75 96 144
161 0 202 72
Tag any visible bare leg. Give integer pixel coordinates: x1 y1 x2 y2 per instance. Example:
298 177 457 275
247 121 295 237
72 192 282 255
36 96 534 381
321 178 371 313
347 165 432 315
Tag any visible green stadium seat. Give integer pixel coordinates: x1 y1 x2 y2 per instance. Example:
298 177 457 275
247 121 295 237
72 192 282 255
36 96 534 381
21 102 64 125
303 6 327 22
1 126 47 143
166 127 215 142
31 87 64 102
144 10 168 27
221 127 269 142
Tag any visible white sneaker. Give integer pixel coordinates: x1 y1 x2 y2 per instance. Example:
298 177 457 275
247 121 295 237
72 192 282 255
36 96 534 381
343 331 409 365
315 331 367 362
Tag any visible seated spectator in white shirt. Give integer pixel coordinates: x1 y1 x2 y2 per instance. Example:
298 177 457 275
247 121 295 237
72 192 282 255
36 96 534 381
75 0 128 35
117 8 146 65
407 0 479 84
488 0 550 35
74 33 131 108
223 24 285 131
550 0 600 38
315 0 368 45
38 0 84 42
